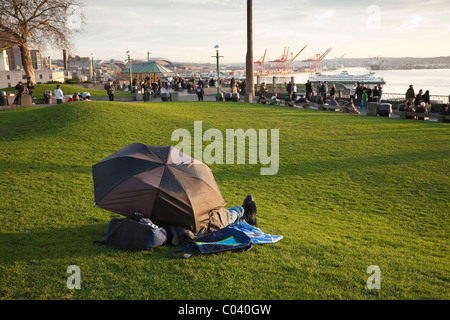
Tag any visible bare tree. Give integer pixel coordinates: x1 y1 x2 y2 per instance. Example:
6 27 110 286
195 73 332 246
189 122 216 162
0 0 85 83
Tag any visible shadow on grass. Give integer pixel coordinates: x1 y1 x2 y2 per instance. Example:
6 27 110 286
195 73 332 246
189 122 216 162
0 103 85 141
0 159 92 175
0 223 116 264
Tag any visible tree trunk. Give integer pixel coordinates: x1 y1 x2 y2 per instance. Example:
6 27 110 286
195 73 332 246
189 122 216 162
245 0 254 96
19 42 36 84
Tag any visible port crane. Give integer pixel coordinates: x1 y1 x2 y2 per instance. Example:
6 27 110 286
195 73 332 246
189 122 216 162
267 46 307 74
303 48 333 75
287 45 307 73
254 49 267 75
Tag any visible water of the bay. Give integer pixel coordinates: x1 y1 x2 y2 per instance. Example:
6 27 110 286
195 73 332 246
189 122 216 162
292 67 450 97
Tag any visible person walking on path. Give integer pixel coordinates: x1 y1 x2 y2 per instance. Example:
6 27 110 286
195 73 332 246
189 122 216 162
305 80 313 101
54 85 64 104
196 84 205 101
286 81 293 100
355 82 363 106
105 79 115 101
322 81 328 102
315 81 322 103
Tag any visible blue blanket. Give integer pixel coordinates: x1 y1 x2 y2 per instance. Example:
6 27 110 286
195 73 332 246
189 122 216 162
228 221 282 244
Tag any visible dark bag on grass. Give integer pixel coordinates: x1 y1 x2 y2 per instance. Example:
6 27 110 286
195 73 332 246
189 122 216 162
100 216 167 251
171 227 254 259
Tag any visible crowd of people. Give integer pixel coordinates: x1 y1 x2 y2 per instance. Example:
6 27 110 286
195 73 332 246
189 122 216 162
120 76 222 102
404 85 433 111
259 80 384 112
229 77 246 96
398 85 450 121
257 79 450 121
6 78 450 123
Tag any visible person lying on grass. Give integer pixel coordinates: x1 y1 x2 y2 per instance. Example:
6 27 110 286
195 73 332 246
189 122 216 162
158 195 257 246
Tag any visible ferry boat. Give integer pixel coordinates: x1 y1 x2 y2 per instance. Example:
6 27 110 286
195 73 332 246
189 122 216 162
309 70 386 89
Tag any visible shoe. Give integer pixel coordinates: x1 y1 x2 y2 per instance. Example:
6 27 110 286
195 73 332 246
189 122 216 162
242 195 254 215
245 200 257 226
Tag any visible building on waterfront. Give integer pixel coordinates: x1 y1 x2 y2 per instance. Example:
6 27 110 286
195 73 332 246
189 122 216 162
0 48 66 88
0 69 65 88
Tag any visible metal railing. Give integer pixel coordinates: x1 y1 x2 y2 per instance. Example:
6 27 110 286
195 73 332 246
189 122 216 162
380 93 449 104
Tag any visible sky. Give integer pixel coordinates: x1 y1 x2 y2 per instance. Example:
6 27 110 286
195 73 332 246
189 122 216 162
47 0 450 64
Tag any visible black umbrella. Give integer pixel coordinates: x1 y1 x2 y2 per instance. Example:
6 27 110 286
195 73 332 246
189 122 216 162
92 143 226 233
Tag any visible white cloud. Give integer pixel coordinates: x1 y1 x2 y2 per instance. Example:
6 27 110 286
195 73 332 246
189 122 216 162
47 0 450 62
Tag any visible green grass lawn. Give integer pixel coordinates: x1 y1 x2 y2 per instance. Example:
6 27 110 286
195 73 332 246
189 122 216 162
1 83 133 99
0 101 448 300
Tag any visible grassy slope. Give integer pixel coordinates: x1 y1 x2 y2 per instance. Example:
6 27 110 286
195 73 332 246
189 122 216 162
0 84 133 99
0 101 448 300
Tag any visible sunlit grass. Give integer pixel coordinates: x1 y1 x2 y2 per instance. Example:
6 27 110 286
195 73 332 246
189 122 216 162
0 101 448 300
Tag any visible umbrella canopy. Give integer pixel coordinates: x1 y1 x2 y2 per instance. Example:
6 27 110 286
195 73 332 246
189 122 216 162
92 143 226 233
123 61 173 74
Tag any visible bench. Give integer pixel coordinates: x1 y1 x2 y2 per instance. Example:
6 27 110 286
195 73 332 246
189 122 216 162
287 100 314 108
257 97 281 106
20 94 33 107
284 100 296 107
296 102 319 109
390 110 449 123
439 115 450 123
342 104 360 114
399 112 438 121
321 104 343 112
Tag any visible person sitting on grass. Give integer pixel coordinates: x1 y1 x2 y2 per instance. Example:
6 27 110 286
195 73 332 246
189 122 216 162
81 92 91 101
295 94 309 103
271 93 280 104
328 95 340 106
345 98 360 115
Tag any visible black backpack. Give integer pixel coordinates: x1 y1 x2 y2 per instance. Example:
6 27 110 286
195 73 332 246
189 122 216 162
97 215 167 251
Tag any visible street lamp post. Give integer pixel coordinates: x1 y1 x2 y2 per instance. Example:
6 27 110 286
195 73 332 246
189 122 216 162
213 45 223 101
126 51 133 94
91 53 95 84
